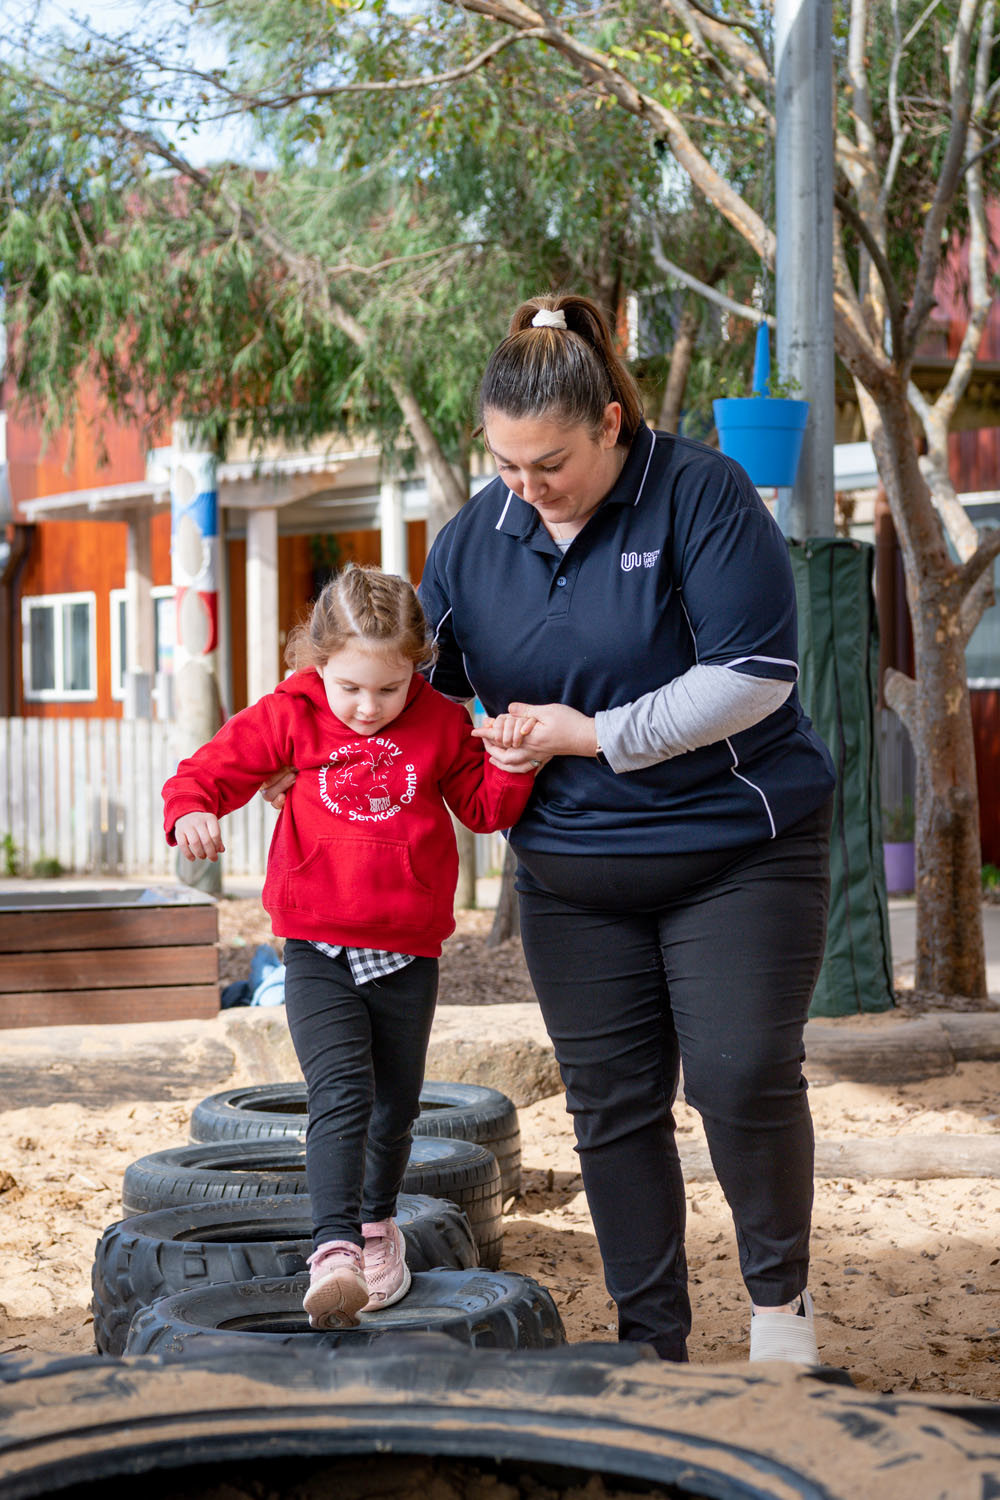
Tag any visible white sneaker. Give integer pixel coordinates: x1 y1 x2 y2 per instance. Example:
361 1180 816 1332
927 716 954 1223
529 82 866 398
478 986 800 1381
748 1289 819 1365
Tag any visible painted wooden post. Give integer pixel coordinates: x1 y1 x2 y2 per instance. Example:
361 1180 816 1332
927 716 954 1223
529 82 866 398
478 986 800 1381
123 510 154 719
246 506 280 704
170 423 223 894
379 478 408 579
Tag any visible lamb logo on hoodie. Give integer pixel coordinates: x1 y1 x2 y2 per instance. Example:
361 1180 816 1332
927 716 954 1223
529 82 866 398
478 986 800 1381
317 737 418 822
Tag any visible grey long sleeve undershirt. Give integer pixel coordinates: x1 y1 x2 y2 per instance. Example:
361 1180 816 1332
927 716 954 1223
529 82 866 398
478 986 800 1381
594 665 793 774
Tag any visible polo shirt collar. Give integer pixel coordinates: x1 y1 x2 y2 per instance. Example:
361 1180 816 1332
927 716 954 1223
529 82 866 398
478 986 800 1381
493 423 658 541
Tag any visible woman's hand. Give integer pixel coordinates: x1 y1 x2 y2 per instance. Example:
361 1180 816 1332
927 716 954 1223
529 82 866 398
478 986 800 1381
261 767 298 811
473 712 546 773
473 703 599 762
174 811 225 863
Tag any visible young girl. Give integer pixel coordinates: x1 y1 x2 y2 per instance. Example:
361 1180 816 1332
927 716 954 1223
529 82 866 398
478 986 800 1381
162 565 535 1330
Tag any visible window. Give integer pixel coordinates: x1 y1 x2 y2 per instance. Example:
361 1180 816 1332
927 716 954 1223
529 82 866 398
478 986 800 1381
965 500 1000 687
21 593 97 701
109 587 176 700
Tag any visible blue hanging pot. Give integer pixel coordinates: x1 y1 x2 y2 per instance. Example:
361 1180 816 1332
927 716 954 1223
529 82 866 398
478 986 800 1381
712 324 809 488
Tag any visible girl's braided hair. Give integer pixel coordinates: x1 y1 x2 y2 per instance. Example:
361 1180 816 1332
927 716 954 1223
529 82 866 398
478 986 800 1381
285 564 437 672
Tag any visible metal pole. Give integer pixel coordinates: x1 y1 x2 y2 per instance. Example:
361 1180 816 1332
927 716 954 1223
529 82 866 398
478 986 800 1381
774 0 836 539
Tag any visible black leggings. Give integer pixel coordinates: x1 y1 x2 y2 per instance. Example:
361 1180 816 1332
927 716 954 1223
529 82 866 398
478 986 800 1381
282 940 438 1251
515 800 832 1361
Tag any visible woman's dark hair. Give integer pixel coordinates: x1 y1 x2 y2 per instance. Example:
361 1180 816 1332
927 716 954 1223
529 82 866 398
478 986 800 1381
478 293 644 447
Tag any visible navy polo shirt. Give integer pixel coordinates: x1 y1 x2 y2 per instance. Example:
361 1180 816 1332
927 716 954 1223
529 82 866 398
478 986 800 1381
419 424 835 854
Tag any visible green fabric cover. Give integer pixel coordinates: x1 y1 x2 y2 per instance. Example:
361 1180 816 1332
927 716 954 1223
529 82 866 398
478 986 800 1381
789 538 895 1015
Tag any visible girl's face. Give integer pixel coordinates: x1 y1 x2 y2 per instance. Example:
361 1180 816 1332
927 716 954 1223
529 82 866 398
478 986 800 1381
319 642 414 736
483 403 624 535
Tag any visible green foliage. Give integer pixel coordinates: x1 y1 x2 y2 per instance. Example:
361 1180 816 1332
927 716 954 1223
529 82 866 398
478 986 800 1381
1 834 21 877
883 797 915 843
0 4 684 467
30 855 66 879
982 864 1000 892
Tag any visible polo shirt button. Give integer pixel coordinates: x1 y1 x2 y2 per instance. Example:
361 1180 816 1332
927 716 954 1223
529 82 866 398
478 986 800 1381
556 576 567 587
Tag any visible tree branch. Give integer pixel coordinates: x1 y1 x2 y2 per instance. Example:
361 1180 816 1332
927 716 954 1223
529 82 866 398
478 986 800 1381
649 235 775 326
219 30 553 109
670 0 769 65
441 0 775 263
956 526 1000 597
657 0 772 130
962 130 1000 172
884 666 917 736
903 0 981 353
833 190 906 361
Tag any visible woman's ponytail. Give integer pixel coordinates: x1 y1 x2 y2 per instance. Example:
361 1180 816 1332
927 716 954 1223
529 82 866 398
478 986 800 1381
479 294 644 445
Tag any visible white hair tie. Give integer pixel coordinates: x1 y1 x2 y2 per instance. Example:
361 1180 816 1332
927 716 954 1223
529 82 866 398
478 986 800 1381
531 308 567 329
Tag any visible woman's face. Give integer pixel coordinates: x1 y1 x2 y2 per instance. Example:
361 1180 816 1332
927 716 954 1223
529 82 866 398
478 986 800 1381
483 404 624 535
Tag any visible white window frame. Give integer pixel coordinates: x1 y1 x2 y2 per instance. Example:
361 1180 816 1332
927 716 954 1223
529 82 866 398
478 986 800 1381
109 586 176 702
21 591 98 702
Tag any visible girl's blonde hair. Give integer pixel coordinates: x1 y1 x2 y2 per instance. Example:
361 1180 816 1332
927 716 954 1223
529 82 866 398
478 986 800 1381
478 293 644 446
285 565 437 673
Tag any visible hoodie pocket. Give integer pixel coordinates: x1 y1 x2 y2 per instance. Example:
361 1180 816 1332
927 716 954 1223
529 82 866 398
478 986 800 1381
279 836 436 927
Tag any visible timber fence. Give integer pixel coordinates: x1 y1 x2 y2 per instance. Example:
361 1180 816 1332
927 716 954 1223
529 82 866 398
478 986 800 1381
0 717 277 879
0 717 507 882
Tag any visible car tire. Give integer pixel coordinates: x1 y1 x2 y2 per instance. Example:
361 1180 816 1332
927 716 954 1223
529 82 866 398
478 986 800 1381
190 1080 522 1200
124 1268 565 1356
4 1342 996 1500
122 1136 503 1268
91 1193 479 1357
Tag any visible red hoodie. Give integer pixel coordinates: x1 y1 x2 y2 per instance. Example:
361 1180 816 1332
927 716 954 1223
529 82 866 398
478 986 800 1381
162 671 534 956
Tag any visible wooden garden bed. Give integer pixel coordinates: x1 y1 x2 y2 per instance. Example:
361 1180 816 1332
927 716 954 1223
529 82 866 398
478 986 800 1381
0 887 218 1027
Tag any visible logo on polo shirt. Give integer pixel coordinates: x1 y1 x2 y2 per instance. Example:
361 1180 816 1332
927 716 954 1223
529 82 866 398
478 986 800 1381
620 549 661 572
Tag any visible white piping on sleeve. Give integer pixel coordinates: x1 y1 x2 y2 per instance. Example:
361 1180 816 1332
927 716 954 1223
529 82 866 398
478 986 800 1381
726 654 800 678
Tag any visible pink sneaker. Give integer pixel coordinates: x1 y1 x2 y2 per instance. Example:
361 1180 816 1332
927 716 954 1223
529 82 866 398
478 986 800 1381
303 1240 368 1330
360 1218 411 1311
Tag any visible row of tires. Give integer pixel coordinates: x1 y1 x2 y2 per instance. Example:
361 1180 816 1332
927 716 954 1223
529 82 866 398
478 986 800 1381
92 1080 567 1356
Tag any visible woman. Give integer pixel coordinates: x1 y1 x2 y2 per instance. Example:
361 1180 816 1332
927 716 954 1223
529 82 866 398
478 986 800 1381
419 293 836 1365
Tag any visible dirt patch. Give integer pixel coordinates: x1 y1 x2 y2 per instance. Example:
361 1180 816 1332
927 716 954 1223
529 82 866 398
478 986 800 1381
217 900 534 1006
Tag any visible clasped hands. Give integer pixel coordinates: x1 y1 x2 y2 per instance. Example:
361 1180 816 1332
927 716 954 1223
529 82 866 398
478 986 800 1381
471 701 599 773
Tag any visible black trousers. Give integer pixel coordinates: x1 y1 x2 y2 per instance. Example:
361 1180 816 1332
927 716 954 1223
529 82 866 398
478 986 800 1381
282 940 438 1251
515 800 832 1361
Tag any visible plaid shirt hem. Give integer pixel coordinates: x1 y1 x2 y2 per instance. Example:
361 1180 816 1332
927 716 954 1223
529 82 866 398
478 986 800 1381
309 941 415 985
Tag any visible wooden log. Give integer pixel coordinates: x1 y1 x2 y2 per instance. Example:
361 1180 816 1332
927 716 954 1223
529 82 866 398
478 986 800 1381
679 1133 1000 1181
805 1018 955 1083
937 1012 1000 1061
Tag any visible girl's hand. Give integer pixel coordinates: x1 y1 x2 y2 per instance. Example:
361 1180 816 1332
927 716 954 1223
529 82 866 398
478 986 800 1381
473 713 548 774
476 703 600 761
174 811 225 863
261 766 298 811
